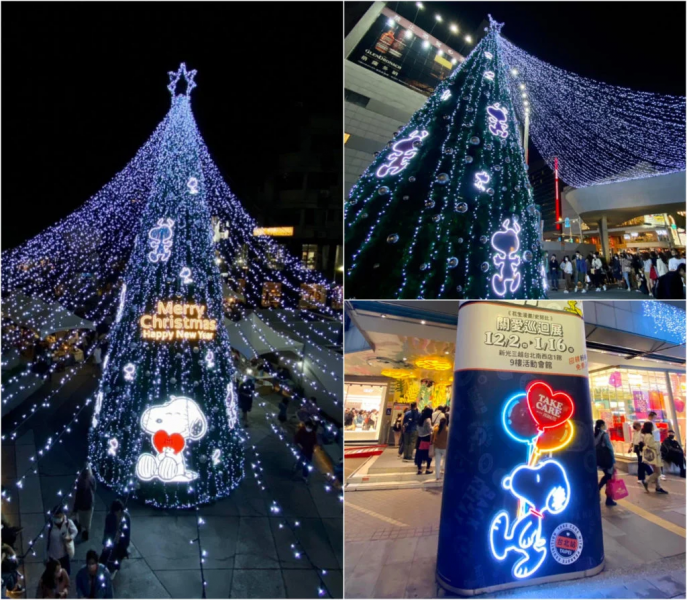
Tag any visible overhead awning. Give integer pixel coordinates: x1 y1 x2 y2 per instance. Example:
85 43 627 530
1 292 94 338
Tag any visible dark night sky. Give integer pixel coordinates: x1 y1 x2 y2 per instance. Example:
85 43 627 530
2 2 343 250
347 1 686 96
346 1 686 167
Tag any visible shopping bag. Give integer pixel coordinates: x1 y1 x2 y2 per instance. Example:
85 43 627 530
606 471 628 500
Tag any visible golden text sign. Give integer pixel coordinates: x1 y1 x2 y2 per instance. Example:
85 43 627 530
140 301 217 341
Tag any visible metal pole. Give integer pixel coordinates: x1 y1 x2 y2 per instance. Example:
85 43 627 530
554 157 561 233
524 111 530 165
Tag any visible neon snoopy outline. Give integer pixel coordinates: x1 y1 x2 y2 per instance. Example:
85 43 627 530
487 103 509 139
375 130 429 178
474 171 491 192
489 460 571 579
148 218 175 263
491 218 522 297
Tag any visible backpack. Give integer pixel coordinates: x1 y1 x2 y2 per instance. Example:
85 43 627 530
595 432 613 470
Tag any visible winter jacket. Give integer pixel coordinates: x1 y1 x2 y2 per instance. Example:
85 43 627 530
75 564 113 599
575 257 587 274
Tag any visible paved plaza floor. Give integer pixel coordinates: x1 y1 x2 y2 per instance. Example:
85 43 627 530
345 470 686 599
2 366 343 598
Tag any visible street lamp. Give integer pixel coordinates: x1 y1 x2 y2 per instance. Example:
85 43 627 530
416 1 424 8
465 35 473 44
450 23 459 33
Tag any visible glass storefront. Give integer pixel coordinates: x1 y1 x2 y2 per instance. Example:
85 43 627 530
669 372 686 446
344 383 387 442
590 367 683 456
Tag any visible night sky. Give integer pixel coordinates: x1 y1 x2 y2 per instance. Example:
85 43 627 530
347 1 686 96
2 3 343 250
346 1 686 167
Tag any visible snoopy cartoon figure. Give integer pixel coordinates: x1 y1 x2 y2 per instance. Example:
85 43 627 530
147 218 175 263
489 460 571 579
136 396 208 483
491 218 522 296
376 130 429 178
486 103 509 139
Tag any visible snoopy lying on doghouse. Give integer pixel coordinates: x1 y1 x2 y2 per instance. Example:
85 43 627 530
136 396 208 483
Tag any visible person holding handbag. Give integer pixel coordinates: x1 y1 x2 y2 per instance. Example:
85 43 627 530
641 422 668 494
594 420 617 506
392 413 403 450
46 506 77 575
415 407 434 476
402 403 420 461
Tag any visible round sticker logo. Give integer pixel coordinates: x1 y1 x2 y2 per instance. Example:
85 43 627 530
550 523 583 565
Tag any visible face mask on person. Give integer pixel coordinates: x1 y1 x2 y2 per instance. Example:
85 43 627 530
305 427 313 433
53 517 63 526
669 434 675 439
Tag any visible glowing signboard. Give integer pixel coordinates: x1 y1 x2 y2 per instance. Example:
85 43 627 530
252 227 294 237
139 301 217 341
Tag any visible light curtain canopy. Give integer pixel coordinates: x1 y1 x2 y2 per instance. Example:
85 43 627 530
498 36 685 188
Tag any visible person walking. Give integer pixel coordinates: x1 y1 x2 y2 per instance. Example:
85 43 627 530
590 253 605 292
594 420 617 506
669 249 681 271
73 463 96 542
647 411 667 480
46 507 78 575
629 421 652 485
641 421 668 493
549 254 560 291
432 415 449 481
562 256 573 293
294 419 318 483
657 252 670 278
620 253 633 290
75 550 114 599
237 376 255 428
392 413 403 449
100 500 130 577
415 407 434 475
1 544 24 596
661 430 686 478
574 252 588 293
402 402 420 461
610 253 622 286
36 558 70 599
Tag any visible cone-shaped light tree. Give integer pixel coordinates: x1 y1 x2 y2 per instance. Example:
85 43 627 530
88 65 244 508
345 16 546 300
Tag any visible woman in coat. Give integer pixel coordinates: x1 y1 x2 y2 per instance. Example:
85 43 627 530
641 422 668 494
415 407 434 476
594 420 617 506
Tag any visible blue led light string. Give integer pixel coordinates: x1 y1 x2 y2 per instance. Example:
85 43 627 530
497 35 685 187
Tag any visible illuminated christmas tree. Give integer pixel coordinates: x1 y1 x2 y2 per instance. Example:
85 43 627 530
345 16 546 300
87 65 244 508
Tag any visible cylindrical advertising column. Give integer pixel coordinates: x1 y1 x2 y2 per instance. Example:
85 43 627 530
437 301 604 595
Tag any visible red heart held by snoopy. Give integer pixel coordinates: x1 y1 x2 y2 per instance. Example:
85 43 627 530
153 430 185 454
526 381 575 431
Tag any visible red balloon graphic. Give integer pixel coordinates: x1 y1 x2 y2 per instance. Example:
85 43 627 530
526 381 575 431
535 421 574 453
674 398 685 414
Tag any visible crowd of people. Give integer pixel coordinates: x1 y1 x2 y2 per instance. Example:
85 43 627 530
344 408 379 432
1 463 128 599
391 403 450 480
595 411 685 507
546 248 686 298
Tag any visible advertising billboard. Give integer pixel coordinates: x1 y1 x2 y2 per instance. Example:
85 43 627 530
437 301 604 594
347 7 463 96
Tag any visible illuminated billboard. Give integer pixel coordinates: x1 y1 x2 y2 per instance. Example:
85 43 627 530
252 227 294 237
347 7 463 96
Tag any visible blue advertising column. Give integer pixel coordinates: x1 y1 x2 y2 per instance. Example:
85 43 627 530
437 301 604 595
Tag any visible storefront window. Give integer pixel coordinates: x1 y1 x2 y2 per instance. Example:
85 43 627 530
669 372 686 446
344 383 387 442
589 368 674 456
